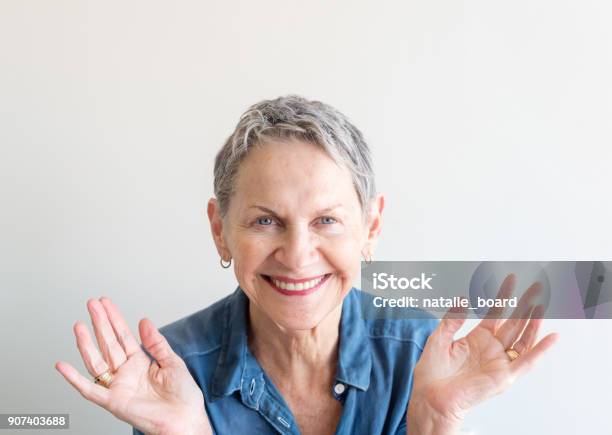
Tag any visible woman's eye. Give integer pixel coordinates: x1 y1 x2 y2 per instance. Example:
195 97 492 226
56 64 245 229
320 216 337 224
256 217 274 226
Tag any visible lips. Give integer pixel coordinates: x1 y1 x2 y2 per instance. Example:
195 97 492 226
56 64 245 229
261 273 332 296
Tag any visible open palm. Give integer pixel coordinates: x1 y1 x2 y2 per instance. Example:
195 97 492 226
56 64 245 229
411 274 558 421
55 298 211 435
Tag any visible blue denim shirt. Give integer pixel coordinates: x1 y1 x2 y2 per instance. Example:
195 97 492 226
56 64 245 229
133 287 438 435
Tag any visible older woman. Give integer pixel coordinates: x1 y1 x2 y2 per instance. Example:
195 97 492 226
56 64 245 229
56 95 558 435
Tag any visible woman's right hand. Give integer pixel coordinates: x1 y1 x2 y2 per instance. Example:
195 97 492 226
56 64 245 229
55 297 212 435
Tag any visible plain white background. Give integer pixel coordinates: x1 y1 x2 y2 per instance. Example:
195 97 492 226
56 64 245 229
1 1 611 434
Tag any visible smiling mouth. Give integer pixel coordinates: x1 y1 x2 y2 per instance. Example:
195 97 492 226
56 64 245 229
261 273 332 296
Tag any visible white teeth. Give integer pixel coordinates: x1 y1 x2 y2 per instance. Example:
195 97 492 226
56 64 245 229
272 275 326 291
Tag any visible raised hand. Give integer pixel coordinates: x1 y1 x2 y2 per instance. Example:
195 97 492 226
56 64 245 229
408 274 559 433
55 298 212 435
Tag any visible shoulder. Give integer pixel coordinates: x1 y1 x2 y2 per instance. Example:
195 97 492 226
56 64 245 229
158 291 232 359
352 288 440 351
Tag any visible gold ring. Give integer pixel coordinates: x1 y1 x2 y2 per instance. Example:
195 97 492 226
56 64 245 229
94 370 113 388
505 348 520 361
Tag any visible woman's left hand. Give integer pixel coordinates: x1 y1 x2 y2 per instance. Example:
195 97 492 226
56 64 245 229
408 273 559 432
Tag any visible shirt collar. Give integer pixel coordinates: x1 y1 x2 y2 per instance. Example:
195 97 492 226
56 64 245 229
211 287 249 400
210 286 372 400
335 288 372 391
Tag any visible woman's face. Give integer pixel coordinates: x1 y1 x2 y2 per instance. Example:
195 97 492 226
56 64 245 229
208 140 383 330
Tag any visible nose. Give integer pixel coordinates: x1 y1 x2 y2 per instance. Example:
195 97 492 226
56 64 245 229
274 224 320 272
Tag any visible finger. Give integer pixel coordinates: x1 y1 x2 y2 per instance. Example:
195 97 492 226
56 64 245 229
512 305 545 354
479 273 516 333
74 321 110 378
434 301 469 348
87 299 127 371
498 316 530 352
510 332 559 378
99 297 141 357
55 361 110 407
496 281 542 349
138 318 179 368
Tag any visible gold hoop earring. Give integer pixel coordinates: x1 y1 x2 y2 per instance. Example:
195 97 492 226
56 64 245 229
362 250 373 265
220 257 232 269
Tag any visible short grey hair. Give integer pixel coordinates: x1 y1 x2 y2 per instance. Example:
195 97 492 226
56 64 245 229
213 95 376 220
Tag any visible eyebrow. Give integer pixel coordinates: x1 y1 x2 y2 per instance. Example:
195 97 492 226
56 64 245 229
248 204 343 217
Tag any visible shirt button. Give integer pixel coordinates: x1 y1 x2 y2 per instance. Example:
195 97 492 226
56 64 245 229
334 383 346 395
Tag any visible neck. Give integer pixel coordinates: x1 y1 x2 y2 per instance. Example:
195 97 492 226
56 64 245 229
247 302 342 386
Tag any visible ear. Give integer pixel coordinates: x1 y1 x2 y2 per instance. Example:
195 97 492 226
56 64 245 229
363 193 385 256
207 198 231 260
